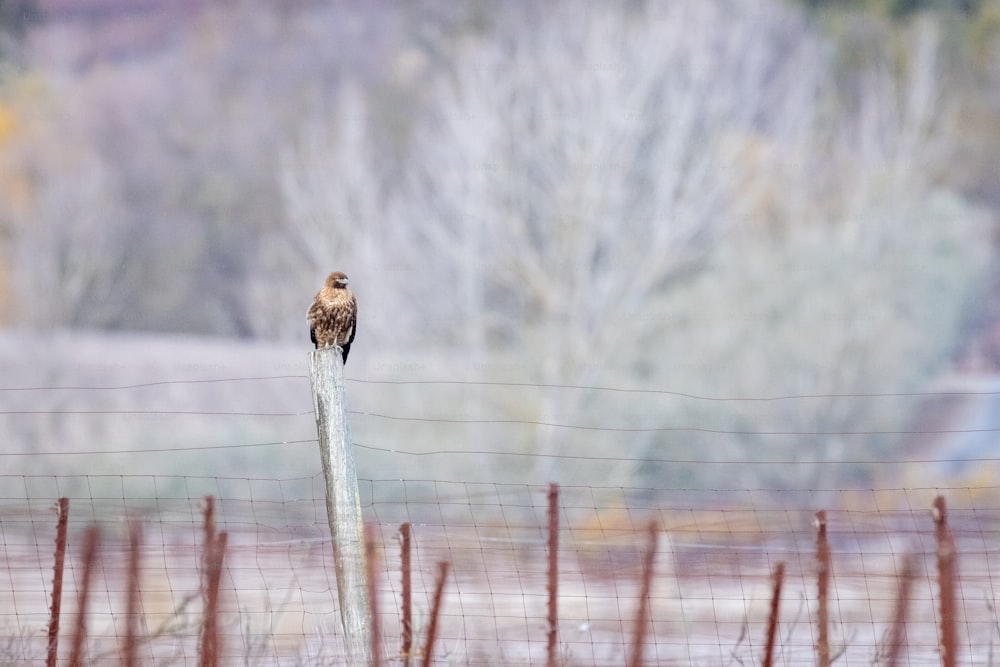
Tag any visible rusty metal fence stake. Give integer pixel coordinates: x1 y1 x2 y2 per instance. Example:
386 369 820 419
421 561 449 667
123 519 142 667
400 523 412 667
366 524 382 667
815 510 830 667
47 498 70 667
547 483 560 667
933 496 957 667
762 561 785 667
627 521 658 667
68 525 100 667
886 553 918 667
199 496 227 667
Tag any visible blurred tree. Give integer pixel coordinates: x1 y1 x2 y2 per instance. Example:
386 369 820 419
0 0 40 36
632 15 992 495
11 151 142 328
279 1 828 482
278 1 990 490
402 2 829 482
0 0 39 62
2 0 989 491
2 1 367 334
796 0 984 17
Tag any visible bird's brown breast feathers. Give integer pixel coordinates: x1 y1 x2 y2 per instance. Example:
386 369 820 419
308 287 356 348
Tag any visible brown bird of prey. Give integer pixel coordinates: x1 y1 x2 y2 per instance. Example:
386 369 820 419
307 271 357 364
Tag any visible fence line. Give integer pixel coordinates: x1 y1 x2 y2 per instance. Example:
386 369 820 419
4 372 1000 662
2 374 997 490
1 474 998 664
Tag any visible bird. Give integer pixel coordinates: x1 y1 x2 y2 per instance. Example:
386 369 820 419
307 271 357 364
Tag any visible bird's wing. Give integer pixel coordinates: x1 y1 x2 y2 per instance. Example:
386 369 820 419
346 294 357 345
306 293 319 325
307 291 324 347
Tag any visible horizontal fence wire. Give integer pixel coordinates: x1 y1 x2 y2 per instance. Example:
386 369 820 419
9 374 1000 400
4 376 1000 465
0 475 999 665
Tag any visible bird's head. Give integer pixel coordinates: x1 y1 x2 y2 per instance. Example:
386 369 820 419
325 271 350 289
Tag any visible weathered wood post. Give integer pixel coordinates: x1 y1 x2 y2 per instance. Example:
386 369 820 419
309 347 371 664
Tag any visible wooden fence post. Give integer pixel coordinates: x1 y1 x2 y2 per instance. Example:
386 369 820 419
309 348 371 665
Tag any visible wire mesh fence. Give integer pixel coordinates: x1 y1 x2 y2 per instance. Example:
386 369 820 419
4 370 1000 664
1 473 998 665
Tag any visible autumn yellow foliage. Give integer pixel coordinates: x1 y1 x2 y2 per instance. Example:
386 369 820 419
0 103 13 144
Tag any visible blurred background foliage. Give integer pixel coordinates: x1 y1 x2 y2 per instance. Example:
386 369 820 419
1 0 999 492
800 0 984 17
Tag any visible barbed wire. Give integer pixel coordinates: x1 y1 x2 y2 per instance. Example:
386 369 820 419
0 375 308 391
350 377 1000 401
2 406 998 436
349 410 1000 436
0 409 311 416
3 374 1000 401
0 435 997 467
2 375 994 469
351 442 1000 467
0 439 317 456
